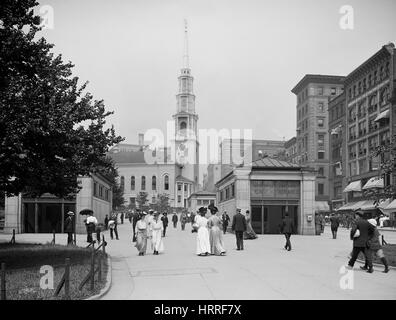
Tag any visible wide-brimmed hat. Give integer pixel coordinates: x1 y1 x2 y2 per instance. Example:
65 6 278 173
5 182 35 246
368 219 377 227
67 211 75 216
208 203 218 213
198 207 207 213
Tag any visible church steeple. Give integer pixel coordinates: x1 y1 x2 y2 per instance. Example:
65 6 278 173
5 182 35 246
172 20 199 193
176 19 196 116
183 19 189 69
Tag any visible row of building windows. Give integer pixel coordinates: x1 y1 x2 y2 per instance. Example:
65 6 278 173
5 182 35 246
347 62 390 100
329 102 345 122
297 87 340 105
93 182 110 202
348 117 389 141
218 183 235 203
348 86 390 122
120 175 170 192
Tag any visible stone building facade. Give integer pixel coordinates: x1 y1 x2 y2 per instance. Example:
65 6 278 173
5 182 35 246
291 74 345 213
215 158 316 235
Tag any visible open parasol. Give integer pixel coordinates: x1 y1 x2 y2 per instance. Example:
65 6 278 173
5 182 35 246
79 208 94 215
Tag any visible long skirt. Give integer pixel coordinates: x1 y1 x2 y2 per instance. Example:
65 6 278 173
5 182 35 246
209 226 226 255
196 226 211 255
243 222 257 239
135 230 147 253
152 229 164 252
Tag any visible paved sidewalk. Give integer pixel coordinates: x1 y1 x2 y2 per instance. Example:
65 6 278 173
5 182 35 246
99 222 396 300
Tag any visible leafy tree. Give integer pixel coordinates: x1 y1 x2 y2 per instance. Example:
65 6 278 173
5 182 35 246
136 191 149 211
152 193 171 213
0 0 123 198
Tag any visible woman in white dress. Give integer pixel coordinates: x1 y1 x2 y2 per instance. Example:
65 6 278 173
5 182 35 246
135 212 148 256
207 204 226 256
151 211 164 255
195 207 211 256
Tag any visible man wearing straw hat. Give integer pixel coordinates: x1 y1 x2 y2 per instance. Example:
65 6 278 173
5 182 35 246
64 211 75 245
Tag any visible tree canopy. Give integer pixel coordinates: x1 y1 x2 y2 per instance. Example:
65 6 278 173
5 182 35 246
0 0 123 198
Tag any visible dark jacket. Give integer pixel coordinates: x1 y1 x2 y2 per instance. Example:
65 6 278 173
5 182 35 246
161 216 169 227
172 214 178 223
231 213 247 232
281 217 295 234
367 228 382 251
350 219 374 247
64 216 74 233
109 213 118 225
222 214 230 225
330 216 340 229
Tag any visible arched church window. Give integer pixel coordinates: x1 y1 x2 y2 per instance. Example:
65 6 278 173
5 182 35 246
152 176 156 191
131 176 135 191
180 121 187 130
141 176 146 190
164 175 169 190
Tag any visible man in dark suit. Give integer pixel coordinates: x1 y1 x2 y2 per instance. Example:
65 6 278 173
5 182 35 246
348 211 375 272
330 213 340 239
161 212 169 237
64 211 75 245
281 213 295 251
231 208 247 250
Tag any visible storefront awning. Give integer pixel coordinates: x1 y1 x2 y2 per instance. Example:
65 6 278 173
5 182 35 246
359 200 378 211
336 200 366 211
362 177 384 190
343 180 362 193
374 109 390 122
382 199 396 215
315 201 330 212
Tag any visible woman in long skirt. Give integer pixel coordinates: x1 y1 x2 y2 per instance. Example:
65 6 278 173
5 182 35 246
151 211 164 255
135 212 148 256
195 207 211 256
243 210 258 240
207 205 226 256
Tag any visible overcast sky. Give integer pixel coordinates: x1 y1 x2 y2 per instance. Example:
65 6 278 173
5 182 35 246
40 0 395 145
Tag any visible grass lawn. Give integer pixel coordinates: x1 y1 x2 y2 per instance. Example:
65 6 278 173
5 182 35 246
0 243 108 300
358 244 396 267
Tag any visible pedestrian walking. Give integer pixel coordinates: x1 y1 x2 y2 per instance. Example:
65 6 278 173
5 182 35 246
151 211 164 255
161 212 169 237
132 210 139 242
172 212 178 228
320 215 325 234
135 212 148 256
145 209 155 249
207 204 226 256
330 213 340 239
181 213 187 231
120 212 124 224
64 211 75 245
231 208 247 250
195 207 211 256
361 218 389 273
347 211 375 272
104 214 109 230
109 212 119 240
85 211 98 243
95 223 103 243
243 210 257 239
221 210 230 234
281 213 295 251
